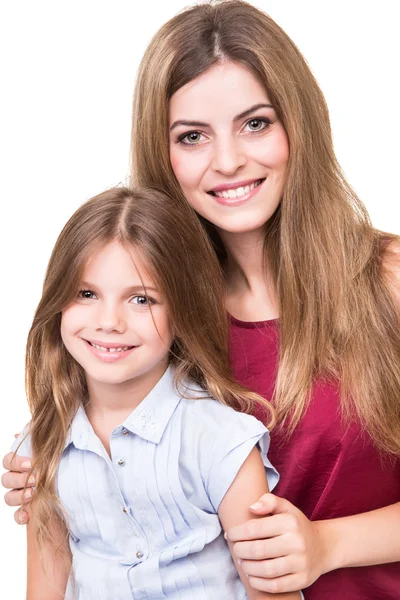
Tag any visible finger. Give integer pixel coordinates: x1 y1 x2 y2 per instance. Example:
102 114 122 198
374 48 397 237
249 493 295 516
240 555 298 579
4 488 30 508
1 470 34 491
247 573 303 594
2 452 32 472
226 512 291 542
232 535 298 561
14 508 29 526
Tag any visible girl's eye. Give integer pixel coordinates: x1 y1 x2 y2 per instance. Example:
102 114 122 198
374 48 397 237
78 290 97 299
243 117 271 133
177 131 206 146
130 295 154 306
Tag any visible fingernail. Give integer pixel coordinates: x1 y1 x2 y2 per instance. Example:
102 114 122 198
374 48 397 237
28 475 36 485
21 461 32 469
224 531 228 540
249 501 263 510
18 512 27 524
24 488 32 500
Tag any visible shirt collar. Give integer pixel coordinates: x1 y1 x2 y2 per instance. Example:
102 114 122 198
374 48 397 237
64 366 183 450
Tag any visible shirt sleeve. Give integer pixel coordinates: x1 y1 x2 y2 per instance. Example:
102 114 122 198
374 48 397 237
203 407 279 512
10 424 32 457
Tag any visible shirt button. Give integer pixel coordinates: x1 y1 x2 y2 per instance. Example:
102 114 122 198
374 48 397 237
136 550 144 559
117 458 125 466
122 428 129 436
123 507 128 513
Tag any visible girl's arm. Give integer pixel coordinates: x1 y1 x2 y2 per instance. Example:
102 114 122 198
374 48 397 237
218 446 302 600
225 494 400 593
26 506 70 600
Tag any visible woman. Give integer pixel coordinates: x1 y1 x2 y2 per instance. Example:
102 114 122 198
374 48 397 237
3 1 400 598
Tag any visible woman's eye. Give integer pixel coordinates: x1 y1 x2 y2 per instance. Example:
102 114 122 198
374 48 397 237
130 295 153 306
178 131 206 146
244 118 271 133
78 290 96 299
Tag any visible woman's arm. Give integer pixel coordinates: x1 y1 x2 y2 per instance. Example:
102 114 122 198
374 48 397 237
2 451 33 524
218 447 302 600
225 494 400 593
26 505 70 600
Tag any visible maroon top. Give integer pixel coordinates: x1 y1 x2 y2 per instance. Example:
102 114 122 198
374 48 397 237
229 315 400 600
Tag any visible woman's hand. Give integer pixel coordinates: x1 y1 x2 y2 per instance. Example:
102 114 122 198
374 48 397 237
225 493 330 594
2 451 34 525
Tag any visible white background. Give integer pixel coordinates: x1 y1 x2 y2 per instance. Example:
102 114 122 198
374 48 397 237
0 0 399 594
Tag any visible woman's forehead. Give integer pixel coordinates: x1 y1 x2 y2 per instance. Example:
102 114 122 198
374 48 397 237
169 62 271 124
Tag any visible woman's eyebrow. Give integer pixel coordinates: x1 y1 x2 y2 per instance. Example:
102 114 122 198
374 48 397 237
234 103 274 121
169 103 274 131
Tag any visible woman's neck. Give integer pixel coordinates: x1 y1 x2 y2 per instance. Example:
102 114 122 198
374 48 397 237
219 227 279 322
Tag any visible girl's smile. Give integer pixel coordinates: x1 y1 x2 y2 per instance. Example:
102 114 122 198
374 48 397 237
82 338 138 363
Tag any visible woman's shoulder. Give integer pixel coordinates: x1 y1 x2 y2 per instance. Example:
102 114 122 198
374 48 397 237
381 237 400 307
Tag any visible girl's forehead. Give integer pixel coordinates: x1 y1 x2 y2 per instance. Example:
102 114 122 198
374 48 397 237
81 242 156 287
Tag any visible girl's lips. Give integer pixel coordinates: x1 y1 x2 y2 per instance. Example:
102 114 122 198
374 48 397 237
208 178 265 207
83 339 137 363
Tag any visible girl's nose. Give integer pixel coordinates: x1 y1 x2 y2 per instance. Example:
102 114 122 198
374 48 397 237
96 303 127 334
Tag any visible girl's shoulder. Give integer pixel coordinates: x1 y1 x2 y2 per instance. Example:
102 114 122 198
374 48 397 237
179 384 267 433
10 424 32 457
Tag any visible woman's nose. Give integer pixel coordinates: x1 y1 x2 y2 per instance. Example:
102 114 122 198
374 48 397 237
211 136 247 175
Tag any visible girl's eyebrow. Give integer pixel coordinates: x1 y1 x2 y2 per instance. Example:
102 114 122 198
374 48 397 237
80 281 159 294
169 103 274 131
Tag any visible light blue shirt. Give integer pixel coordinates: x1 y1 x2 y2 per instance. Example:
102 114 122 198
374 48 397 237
13 367 279 599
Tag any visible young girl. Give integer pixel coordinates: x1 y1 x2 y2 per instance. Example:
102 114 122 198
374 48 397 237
12 185 302 600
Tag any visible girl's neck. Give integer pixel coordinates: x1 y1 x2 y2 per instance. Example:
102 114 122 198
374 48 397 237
85 361 168 421
84 361 169 457
219 228 279 321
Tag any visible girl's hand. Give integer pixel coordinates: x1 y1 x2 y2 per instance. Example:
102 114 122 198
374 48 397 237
2 450 34 525
225 493 329 594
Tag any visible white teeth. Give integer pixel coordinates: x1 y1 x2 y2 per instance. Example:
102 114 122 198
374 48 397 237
214 179 262 199
91 342 131 353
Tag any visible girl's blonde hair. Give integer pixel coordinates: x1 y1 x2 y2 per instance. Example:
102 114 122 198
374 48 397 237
24 186 273 551
131 0 400 453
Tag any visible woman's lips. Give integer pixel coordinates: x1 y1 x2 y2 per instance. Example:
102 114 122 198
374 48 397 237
208 178 265 206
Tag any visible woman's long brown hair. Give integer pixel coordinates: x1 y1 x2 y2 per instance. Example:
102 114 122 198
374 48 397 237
24 186 273 553
131 0 400 454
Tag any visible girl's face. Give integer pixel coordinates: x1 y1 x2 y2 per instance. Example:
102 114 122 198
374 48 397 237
169 61 289 236
61 241 173 394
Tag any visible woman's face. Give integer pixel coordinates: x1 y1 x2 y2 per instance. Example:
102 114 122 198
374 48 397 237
169 61 289 235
